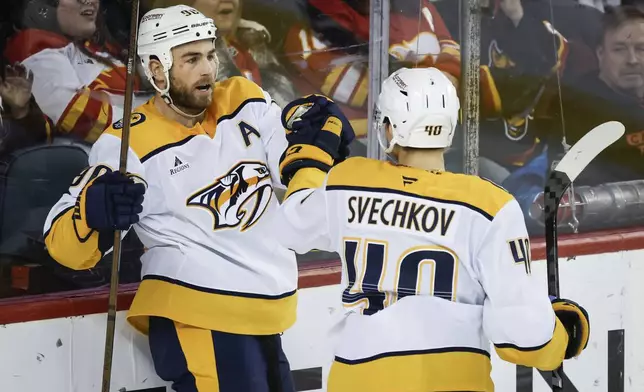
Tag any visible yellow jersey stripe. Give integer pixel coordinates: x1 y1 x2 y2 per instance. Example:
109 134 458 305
212 77 266 123
127 277 297 336
494 318 568 370
285 168 327 199
144 275 296 298
216 97 266 124
175 322 220 391
334 346 490 364
44 206 103 271
139 135 197 163
43 205 73 240
329 348 493 392
103 77 268 161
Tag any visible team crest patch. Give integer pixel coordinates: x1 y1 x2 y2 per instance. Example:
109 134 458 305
186 161 273 231
113 113 146 130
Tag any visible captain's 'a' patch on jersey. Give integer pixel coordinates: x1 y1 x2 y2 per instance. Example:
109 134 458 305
186 161 273 231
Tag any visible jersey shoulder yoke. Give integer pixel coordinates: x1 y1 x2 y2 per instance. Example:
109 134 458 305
327 157 514 220
211 76 267 124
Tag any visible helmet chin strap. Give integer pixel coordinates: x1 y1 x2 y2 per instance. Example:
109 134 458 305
376 121 399 161
150 71 206 119
161 94 205 119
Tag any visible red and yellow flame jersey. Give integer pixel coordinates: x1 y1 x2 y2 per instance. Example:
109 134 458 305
42 77 297 336
281 0 501 137
4 29 152 143
282 0 460 136
224 37 263 85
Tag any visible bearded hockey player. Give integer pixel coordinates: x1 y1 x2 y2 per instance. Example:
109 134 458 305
273 67 590 391
43 5 296 392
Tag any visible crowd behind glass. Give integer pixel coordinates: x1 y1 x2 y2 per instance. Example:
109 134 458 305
0 0 642 298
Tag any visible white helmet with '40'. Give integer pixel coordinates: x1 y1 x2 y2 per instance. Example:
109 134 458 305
137 5 217 116
375 67 460 154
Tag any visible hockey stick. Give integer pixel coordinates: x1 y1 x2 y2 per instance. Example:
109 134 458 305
101 0 141 391
543 120 625 390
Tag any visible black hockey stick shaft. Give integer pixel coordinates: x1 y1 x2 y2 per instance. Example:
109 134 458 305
544 171 571 391
101 0 141 391
542 120 624 391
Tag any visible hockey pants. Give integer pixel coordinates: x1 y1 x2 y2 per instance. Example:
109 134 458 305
148 316 295 392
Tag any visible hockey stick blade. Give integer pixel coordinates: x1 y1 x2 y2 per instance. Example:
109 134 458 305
552 121 625 186
543 120 624 391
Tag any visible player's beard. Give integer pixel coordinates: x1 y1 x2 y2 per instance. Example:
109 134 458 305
168 76 214 115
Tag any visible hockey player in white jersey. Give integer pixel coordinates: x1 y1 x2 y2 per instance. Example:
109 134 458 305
43 5 297 392
273 67 590 391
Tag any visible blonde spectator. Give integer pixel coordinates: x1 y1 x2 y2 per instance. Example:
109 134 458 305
3 0 153 144
153 0 297 107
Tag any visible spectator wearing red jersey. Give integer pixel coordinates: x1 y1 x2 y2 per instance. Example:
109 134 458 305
3 0 152 144
281 0 512 140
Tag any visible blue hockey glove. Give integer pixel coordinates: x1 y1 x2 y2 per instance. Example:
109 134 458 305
84 171 145 231
279 95 355 186
551 298 590 359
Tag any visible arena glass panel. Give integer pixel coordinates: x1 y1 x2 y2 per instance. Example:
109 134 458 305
0 0 641 308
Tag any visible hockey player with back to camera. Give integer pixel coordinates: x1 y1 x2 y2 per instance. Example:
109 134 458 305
272 67 590 391
43 5 299 392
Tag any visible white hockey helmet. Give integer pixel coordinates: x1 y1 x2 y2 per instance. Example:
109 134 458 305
375 67 460 154
137 5 217 98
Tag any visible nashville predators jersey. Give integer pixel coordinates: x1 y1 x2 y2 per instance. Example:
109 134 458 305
43 77 297 336
273 158 568 392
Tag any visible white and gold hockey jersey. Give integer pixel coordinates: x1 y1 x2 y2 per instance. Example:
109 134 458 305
43 77 298 336
274 158 569 392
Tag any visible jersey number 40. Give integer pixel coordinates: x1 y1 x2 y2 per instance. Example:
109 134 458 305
341 238 458 315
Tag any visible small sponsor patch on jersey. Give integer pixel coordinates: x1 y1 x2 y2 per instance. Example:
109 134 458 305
113 112 146 130
402 176 417 186
170 156 190 176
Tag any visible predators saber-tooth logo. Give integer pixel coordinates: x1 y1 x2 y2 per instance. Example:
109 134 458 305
186 162 273 231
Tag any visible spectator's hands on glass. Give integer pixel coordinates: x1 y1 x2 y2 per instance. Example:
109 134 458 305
0 63 34 120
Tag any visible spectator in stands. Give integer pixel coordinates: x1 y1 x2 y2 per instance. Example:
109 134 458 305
0 62 50 161
2 0 153 144
0 60 144 298
547 4 644 185
521 0 603 79
282 0 468 139
434 0 570 184
152 0 297 107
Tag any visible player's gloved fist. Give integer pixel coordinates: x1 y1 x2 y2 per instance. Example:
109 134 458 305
279 95 355 186
281 94 355 161
84 171 145 231
551 298 590 359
